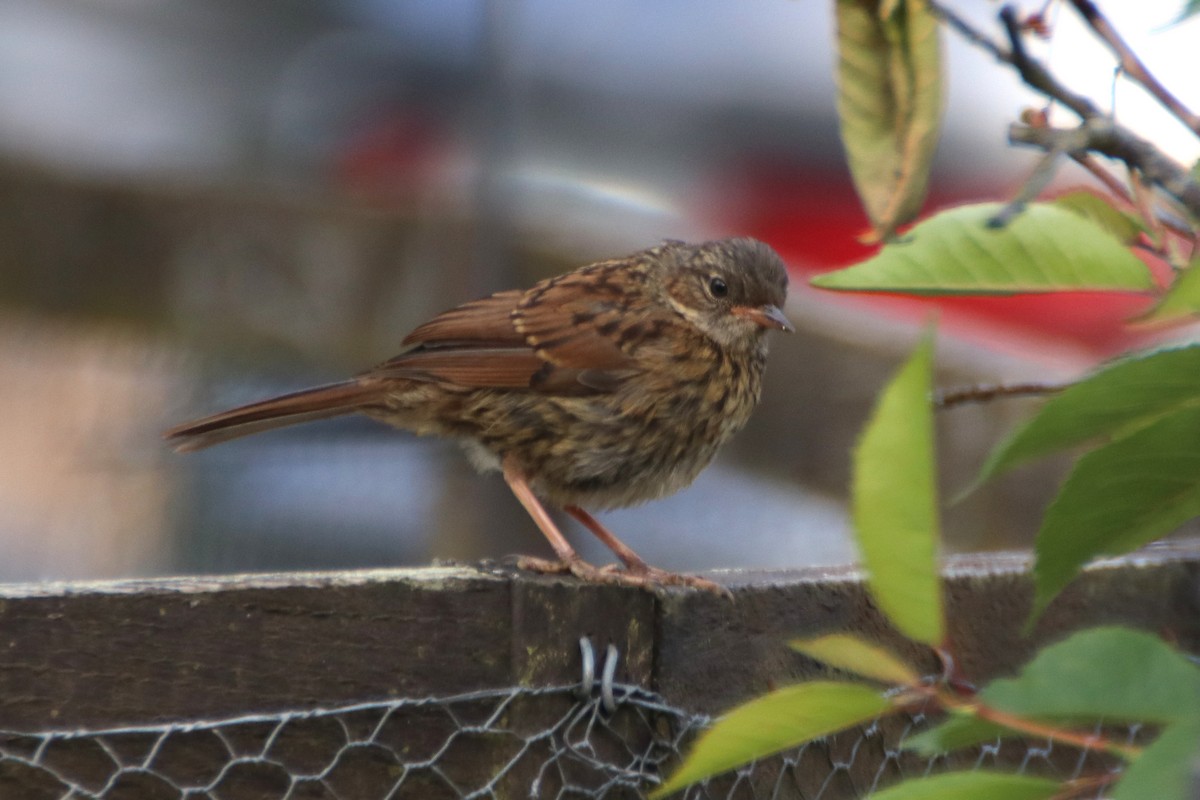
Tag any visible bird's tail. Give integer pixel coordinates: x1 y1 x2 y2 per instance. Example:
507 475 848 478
164 380 379 452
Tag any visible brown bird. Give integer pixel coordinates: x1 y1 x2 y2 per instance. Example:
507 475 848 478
166 237 791 593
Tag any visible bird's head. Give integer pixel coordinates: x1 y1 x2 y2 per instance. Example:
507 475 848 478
656 237 792 351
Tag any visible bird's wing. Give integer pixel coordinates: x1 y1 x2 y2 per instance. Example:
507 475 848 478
367 276 639 394
514 268 643 378
400 290 527 349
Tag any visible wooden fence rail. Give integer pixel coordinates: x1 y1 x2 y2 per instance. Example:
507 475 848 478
0 545 1196 798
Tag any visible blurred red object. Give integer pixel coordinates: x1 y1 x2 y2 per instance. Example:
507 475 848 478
725 160 1161 359
334 113 454 204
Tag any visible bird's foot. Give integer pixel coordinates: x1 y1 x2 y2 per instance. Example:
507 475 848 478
604 563 733 598
515 555 574 575
516 555 730 597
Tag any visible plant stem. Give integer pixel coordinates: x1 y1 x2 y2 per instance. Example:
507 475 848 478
1067 0 1200 137
916 685 1144 760
935 382 1064 409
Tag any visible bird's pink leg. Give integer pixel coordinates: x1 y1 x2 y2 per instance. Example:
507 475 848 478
501 456 584 570
501 458 726 595
562 505 651 571
564 505 730 596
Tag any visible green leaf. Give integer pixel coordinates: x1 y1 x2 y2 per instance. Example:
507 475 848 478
1113 718 1200 800
651 682 892 798
1141 256 1200 324
981 627 1200 724
866 771 1061 800
1053 191 1144 245
978 344 1200 484
835 0 944 240
791 633 921 686
1170 0 1200 24
852 328 943 645
903 715 1008 755
1031 404 1200 618
811 203 1154 294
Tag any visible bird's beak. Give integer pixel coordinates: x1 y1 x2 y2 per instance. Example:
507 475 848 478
732 304 794 333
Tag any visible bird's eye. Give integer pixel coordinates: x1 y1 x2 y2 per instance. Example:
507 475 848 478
708 276 728 298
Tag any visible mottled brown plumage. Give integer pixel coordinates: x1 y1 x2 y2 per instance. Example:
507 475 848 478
166 237 791 593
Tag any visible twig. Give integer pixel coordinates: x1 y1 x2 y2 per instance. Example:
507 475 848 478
1067 0 1200 137
996 5 1101 121
1010 119 1200 220
1072 153 1131 201
926 1 1008 61
913 683 1144 760
1053 773 1121 800
928 2 1098 119
935 381 1065 409
934 646 976 696
965 701 1141 759
990 144 1069 228
929 2 1200 223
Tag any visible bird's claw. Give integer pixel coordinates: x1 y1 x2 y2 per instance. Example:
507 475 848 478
516 555 731 597
515 555 574 574
621 565 733 598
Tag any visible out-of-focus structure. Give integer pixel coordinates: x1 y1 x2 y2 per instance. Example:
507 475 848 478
6 0 1180 582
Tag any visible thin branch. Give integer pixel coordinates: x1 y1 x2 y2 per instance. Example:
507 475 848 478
927 1 1100 119
1072 153 1132 200
1068 0 1200 137
967 701 1141 759
990 144 1068 227
918 683 1144 760
929 2 1200 225
1053 773 1121 800
996 5 1101 121
935 381 1065 409
925 1 1008 61
1010 119 1200 219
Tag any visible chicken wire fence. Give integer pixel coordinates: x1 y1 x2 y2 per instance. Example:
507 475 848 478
0 639 1126 800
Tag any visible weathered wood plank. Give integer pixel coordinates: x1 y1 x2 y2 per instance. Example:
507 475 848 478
0 546 1197 800
1 547 1196 732
655 548 1200 714
0 568 513 730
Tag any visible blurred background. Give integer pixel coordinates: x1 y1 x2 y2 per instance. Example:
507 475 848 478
1 0 1196 583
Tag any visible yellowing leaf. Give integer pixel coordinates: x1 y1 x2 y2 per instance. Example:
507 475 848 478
791 633 921 686
836 0 944 240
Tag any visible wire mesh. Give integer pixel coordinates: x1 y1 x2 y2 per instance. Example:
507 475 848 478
0 640 1125 800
